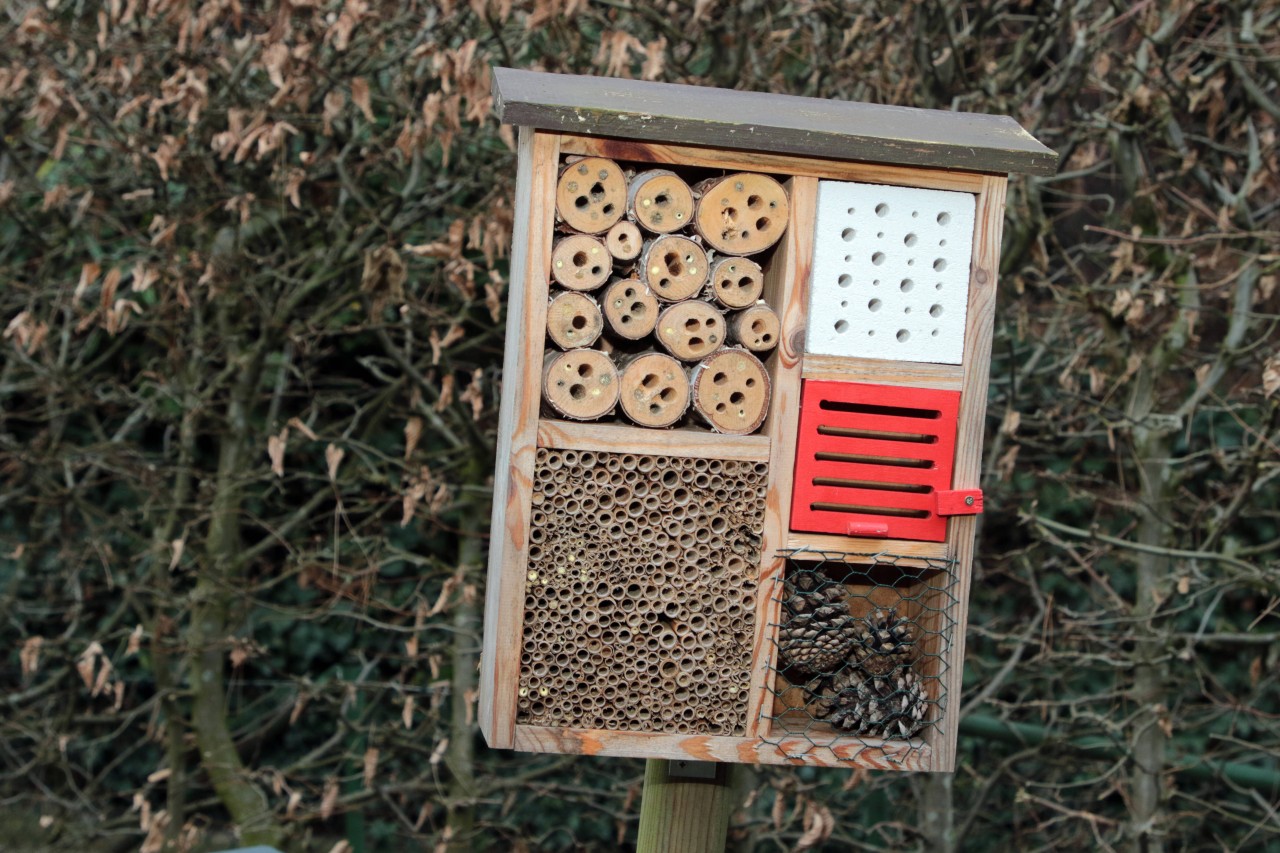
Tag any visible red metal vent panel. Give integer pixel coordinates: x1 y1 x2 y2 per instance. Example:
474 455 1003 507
790 380 961 542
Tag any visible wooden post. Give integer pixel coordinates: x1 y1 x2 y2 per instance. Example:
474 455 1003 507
636 759 741 853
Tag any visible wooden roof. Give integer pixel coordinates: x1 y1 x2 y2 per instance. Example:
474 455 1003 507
492 68 1057 177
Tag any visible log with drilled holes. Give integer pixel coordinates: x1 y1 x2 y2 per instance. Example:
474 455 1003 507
708 256 765 309
618 352 691 427
728 303 780 353
693 173 790 255
627 169 695 234
639 234 709 302
656 300 726 362
546 290 603 350
689 348 771 434
542 349 620 420
606 220 642 263
555 157 627 233
601 279 659 340
551 234 611 291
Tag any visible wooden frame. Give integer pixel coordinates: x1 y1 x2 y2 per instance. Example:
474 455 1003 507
480 68 1052 772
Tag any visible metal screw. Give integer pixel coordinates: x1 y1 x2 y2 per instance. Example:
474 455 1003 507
965 495 975 506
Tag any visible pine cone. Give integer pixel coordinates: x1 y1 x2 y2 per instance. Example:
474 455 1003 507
825 669 928 739
778 604 860 675
851 608 915 676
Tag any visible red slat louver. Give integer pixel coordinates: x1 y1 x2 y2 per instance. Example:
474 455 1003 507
790 380 962 542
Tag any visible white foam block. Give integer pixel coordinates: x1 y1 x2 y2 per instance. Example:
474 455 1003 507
805 180 976 364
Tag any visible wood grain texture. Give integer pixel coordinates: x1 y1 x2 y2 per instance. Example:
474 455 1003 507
479 129 560 749
801 353 964 390
561 134 990 192
747 177 815 737
636 760 738 853
784 533 949 564
512 725 932 770
494 68 1058 176
933 174 1009 771
536 418 770 461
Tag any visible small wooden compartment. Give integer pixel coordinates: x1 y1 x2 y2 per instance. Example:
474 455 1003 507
481 68 1055 770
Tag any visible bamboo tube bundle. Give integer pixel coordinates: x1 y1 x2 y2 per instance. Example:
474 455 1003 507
708 257 764 309
693 172 790 255
546 290 604 349
639 234 709 302
551 234 611 291
627 169 695 234
656 300 725 362
689 348 771 434
729 303 781 353
555 157 627 233
605 220 642 263
542 349 619 420
601 279 659 340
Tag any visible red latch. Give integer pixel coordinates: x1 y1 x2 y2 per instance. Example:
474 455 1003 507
936 489 983 516
846 521 891 537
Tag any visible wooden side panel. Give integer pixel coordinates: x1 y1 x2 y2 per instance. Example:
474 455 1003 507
801 354 964 391
512 725 931 771
560 134 988 192
479 129 560 749
929 174 1008 771
747 176 816 737
785 534 948 564
536 419 770 461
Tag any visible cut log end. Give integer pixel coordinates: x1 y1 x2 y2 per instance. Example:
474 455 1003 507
606 221 642 262
709 257 765 309
619 353 690 428
690 348 771 435
694 172 790 255
601 279 659 340
543 349 620 421
546 290 604 349
656 301 726 362
729 303 780 352
551 234 611 291
640 234 709 302
555 157 627 234
628 170 695 234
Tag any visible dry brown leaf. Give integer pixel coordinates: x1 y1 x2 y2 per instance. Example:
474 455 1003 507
322 90 345 136
126 623 143 656
75 261 100 299
404 417 423 460
268 427 288 477
435 373 455 412
326 444 345 482
20 636 42 677
362 747 379 789
403 694 416 730
351 77 374 122
795 801 834 850
320 777 339 820
1263 352 1280 398
288 417 318 441
328 842 352 853
169 537 185 571
147 767 172 784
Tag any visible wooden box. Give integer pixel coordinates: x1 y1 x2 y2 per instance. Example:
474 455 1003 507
480 68 1055 771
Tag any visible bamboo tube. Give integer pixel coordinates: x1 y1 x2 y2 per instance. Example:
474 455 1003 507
606 220 643 262
693 172 790 255
728 303 781 352
689 348 771 434
542 349 619 421
655 301 725 362
639 235 709 302
627 169 695 234
556 157 627 234
601 279 659 340
546 290 603 349
708 256 764 309
617 352 690 428
551 234 611 292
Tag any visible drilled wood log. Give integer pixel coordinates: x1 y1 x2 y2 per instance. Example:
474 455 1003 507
618 352 690 428
546 290 603 349
728 303 780 353
627 169 695 234
555 157 626 233
656 300 726 362
689 348 771 434
708 256 764 309
639 235 709 302
551 234 611 291
693 173 789 255
542 349 619 420
601 279 659 340
606 220 642 263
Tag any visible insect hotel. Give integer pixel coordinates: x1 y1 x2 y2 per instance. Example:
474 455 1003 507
480 68 1056 771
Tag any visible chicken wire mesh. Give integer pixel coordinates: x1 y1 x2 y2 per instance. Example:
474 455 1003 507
761 549 959 764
